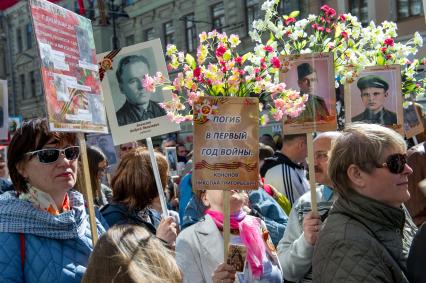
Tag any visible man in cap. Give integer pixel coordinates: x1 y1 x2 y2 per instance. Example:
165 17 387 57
291 63 330 123
352 75 397 125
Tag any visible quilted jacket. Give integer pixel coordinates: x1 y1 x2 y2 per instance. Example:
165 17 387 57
312 190 417 283
0 190 107 283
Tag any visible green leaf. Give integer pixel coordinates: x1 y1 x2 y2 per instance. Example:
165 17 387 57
289 11 300 18
185 54 196 69
242 52 252 63
162 85 176 91
376 53 385 65
267 32 275 46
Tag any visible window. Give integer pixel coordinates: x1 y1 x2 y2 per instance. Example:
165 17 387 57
184 14 196 52
20 74 26 99
246 0 260 33
125 34 135 46
26 23 33 49
30 71 36 97
349 0 369 26
145 28 155 41
397 0 423 19
16 28 23 53
164 21 175 46
278 0 303 16
211 2 225 31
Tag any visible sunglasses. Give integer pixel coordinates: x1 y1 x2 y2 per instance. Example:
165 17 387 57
25 146 80 164
376 153 407 174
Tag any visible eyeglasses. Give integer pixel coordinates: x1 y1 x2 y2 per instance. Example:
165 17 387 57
120 146 134 151
25 146 80 164
376 153 407 174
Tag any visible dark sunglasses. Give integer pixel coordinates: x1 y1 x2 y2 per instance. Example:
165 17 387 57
25 146 80 164
376 153 407 174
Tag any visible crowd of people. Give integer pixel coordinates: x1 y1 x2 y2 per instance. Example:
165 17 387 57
0 118 425 282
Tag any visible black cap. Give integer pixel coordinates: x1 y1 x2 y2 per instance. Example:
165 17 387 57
357 75 389 91
297 63 314 80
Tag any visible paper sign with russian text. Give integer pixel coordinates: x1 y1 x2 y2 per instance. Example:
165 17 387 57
192 97 259 191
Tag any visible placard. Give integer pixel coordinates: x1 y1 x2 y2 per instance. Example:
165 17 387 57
165 146 178 176
97 39 180 145
192 97 259 191
280 52 337 134
345 65 403 133
30 0 108 133
403 102 424 139
0 80 8 140
86 133 119 167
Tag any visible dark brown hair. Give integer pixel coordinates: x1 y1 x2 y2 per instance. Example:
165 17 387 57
86 146 107 200
111 147 168 211
7 118 77 193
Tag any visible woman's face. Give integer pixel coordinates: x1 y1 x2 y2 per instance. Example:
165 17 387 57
18 138 78 196
357 147 412 208
97 160 107 180
203 189 248 213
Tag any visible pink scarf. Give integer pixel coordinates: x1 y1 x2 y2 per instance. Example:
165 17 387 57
206 209 266 278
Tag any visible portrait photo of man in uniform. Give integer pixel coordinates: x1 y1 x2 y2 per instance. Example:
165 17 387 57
352 75 397 125
294 62 330 122
115 54 166 126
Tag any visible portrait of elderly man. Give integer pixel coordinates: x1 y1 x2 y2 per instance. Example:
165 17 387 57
292 62 330 123
352 75 397 125
115 54 166 126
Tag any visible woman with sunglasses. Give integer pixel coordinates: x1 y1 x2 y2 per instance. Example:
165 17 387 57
312 123 417 282
0 118 107 283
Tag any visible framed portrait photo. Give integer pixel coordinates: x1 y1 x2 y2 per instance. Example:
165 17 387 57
165 146 178 175
279 52 337 134
98 39 180 145
345 65 403 134
403 102 424 139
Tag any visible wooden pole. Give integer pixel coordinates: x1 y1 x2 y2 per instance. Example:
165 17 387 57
307 133 317 214
223 190 230 262
146 137 169 218
77 133 98 245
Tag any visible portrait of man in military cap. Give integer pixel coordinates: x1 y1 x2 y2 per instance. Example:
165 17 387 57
279 53 336 134
352 75 397 125
294 62 331 122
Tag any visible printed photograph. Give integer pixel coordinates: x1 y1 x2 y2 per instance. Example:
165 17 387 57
280 53 336 134
346 65 403 132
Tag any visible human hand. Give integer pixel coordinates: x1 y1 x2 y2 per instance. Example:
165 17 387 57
212 263 236 283
156 216 177 247
303 211 322 246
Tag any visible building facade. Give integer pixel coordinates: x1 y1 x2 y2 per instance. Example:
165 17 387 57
0 0 425 120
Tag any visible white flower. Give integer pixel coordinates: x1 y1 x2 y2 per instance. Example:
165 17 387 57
413 32 423 47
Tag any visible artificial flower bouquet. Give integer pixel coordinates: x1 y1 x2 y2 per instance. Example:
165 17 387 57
251 0 425 97
142 30 307 125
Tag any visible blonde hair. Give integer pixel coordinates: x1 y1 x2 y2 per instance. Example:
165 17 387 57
328 123 406 198
82 225 182 283
111 147 168 211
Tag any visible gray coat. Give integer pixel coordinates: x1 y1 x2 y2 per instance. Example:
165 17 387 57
312 190 416 283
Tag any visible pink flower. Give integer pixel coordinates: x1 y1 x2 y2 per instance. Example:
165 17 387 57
386 54 392 60
193 67 201 78
274 98 286 109
263 45 274 52
381 47 387 53
341 31 348 39
272 109 284 121
284 17 296 25
270 57 281 68
235 56 242 64
142 74 155 93
339 14 346 21
325 28 331 33
384 38 394 47
215 45 227 57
